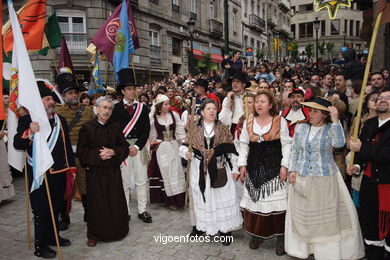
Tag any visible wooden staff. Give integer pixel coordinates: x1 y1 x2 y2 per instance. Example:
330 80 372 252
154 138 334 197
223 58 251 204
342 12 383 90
348 12 383 169
244 96 249 119
44 173 62 260
184 97 197 209
50 48 59 74
1 118 6 131
104 60 109 85
130 54 137 85
23 153 31 249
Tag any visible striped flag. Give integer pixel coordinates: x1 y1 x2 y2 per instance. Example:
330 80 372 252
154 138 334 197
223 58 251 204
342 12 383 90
7 0 53 191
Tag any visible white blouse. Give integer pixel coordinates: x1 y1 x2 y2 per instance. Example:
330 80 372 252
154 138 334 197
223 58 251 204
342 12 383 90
149 111 186 143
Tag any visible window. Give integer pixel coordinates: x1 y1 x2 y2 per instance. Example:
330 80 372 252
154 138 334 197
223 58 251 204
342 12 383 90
149 31 160 46
243 0 247 17
291 24 296 39
299 3 313 12
232 11 237 36
330 19 340 35
57 10 86 53
190 0 196 13
244 35 248 48
149 0 158 4
149 31 160 60
210 0 217 18
172 0 180 12
321 20 325 36
262 4 265 19
356 21 360 37
350 20 354 36
344 19 348 35
250 38 255 48
299 22 313 38
172 38 181 56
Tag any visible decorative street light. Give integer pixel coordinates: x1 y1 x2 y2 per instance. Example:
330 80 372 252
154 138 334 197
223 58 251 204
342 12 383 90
313 17 320 62
274 31 280 63
187 17 196 75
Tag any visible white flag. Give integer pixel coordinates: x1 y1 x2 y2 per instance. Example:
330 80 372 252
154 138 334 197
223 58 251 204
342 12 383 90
7 0 54 192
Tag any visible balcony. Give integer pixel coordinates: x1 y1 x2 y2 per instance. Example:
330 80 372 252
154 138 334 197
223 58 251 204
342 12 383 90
62 33 87 54
267 16 277 27
209 19 223 38
190 12 197 20
249 14 266 31
279 24 291 35
172 3 180 13
278 0 290 11
150 45 161 63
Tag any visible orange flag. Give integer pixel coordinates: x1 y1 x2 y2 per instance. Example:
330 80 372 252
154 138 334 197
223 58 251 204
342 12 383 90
3 0 46 53
376 0 390 24
0 0 5 121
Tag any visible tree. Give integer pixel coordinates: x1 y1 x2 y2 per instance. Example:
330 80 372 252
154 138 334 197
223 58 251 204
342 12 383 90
326 42 335 59
305 44 314 59
198 53 217 74
289 41 299 61
319 41 327 61
256 49 265 62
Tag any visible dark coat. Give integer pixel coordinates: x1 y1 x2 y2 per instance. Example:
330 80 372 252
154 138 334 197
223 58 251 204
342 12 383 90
111 101 150 150
355 117 390 184
77 118 130 241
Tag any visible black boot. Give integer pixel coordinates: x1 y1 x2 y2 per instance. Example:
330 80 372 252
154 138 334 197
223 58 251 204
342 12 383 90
275 235 286 256
34 216 56 259
58 199 70 231
219 231 232 246
48 235 71 247
366 245 385 260
189 226 204 237
81 194 88 222
34 245 56 259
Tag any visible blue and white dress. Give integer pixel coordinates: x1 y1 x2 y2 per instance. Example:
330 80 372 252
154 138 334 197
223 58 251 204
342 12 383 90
285 122 364 260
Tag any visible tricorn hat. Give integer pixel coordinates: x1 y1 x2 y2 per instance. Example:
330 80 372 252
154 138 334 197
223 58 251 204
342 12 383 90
37 80 61 103
300 97 331 112
55 72 78 94
288 88 305 98
117 68 137 91
228 71 251 88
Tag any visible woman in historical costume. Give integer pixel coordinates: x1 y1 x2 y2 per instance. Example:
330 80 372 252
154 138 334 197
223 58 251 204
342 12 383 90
0 120 15 204
180 99 243 245
148 94 186 210
285 97 364 260
238 90 291 255
77 97 130 247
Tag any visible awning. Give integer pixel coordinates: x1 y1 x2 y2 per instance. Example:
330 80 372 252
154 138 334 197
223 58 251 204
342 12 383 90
192 49 204 59
211 53 223 63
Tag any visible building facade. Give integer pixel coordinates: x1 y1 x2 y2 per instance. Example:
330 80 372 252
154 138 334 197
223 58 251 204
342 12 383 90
290 0 366 61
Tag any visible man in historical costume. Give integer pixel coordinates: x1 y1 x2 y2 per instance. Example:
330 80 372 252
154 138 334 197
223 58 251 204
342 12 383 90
14 81 75 259
349 89 390 260
193 79 221 113
282 88 310 137
219 71 249 134
54 72 94 229
111 68 152 223
0 119 15 204
77 96 130 247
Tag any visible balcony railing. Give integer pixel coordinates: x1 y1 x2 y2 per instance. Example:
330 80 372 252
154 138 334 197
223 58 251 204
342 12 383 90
62 33 87 54
190 12 197 20
278 0 290 11
150 45 161 62
172 3 180 13
268 16 277 27
249 14 265 31
209 19 223 38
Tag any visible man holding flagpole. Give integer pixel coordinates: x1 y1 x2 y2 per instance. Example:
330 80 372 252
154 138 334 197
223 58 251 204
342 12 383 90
14 81 75 258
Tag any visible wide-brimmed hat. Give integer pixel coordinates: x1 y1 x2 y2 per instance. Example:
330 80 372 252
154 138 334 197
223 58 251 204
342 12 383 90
117 68 137 91
37 80 61 103
300 97 331 112
228 71 251 88
55 72 78 94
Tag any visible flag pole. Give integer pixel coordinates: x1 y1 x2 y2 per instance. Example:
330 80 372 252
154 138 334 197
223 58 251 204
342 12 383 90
1 118 6 131
348 12 383 168
23 152 31 249
104 60 109 85
43 173 62 260
130 54 137 85
50 48 59 74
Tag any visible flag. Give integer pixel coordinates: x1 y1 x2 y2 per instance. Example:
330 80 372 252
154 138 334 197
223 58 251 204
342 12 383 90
113 0 135 82
0 0 5 121
38 11 62 56
376 0 390 24
93 49 103 87
2 50 12 93
58 36 74 73
91 0 139 63
7 0 53 191
3 0 46 54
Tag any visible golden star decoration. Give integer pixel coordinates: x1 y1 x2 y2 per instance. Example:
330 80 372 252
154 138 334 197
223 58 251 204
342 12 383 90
314 0 351 20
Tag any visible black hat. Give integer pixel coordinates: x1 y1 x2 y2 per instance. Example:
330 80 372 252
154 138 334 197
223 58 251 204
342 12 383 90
194 79 209 91
55 72 78 94
117 68 137 90
288 88 305 98
37 81 61 103
300 97 331 112
228 71 250 88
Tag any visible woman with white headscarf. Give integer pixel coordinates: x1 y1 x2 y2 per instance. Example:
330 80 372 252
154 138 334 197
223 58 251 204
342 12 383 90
148 94 186 210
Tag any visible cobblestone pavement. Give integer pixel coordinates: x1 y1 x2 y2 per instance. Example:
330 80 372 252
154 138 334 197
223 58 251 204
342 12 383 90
0 177 299 260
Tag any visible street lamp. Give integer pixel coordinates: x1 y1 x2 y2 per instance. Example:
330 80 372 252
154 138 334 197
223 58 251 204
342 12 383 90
313 17 320 62
274 31 279 63
187 17 196 75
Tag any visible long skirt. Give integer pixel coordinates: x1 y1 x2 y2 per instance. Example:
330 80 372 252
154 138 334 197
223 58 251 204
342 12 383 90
86 166 129 241
285 172 365 260
0 139 15 203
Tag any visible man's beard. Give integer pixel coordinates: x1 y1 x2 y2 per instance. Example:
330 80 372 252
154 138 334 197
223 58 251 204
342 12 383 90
377 102 389 114
46 106 55 115
66 97 79 106
291 101 301 111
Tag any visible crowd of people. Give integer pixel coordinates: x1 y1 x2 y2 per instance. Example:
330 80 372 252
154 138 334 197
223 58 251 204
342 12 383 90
1 49 390 260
